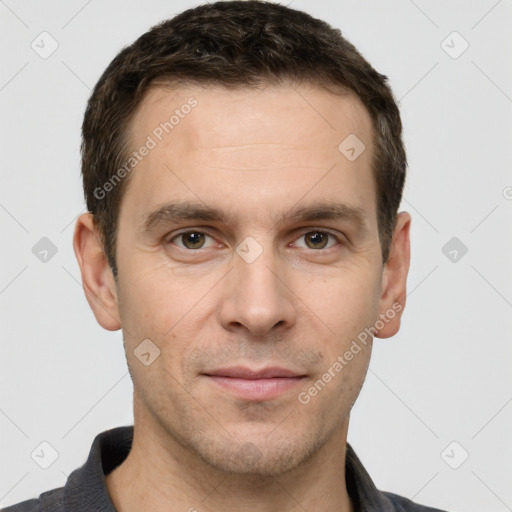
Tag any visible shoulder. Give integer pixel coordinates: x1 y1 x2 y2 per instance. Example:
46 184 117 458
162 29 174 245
1 499 39 512
383 491 453 512
1 486 65 512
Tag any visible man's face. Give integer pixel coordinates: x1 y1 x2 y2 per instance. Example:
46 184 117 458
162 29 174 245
105 84 395 475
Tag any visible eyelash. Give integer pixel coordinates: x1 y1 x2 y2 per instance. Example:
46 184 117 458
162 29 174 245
166 229 342 252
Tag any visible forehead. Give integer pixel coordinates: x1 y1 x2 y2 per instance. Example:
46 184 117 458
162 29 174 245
121 83 376 228
131 82 372 151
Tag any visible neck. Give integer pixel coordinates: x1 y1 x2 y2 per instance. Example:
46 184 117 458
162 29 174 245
106 399 354 512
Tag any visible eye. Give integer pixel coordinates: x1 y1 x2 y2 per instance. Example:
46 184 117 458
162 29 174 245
169 231 216 250
294 231 339 250
166 229 341 252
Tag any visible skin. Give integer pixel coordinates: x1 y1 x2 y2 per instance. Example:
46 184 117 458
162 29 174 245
73 83 411 512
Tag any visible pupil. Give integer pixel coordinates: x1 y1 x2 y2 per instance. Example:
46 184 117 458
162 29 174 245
308 232 327 249
185 232 203 248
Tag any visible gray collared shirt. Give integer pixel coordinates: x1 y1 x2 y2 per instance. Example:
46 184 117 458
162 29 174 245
1 426 450 512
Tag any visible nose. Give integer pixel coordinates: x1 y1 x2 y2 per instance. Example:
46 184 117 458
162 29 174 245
219 242 297 336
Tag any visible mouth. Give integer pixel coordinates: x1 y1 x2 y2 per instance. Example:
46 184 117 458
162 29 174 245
202 366 308 401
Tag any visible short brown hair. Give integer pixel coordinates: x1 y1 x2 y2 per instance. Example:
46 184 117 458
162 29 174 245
81 0 406 278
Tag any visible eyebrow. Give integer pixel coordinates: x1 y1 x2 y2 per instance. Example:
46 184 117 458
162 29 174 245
140 199 367 233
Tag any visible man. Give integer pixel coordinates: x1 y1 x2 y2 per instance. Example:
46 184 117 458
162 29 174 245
3 1 450 511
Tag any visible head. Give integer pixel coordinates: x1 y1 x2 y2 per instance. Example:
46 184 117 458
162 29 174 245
74 0 410 477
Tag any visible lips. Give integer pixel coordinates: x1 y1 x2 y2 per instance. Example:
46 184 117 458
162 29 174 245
204 366 305 379
203 366 307 401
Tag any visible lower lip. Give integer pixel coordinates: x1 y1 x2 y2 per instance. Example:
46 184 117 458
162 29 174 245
205 375 306 401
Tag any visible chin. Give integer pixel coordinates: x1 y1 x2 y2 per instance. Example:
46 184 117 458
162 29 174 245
192 432 322 477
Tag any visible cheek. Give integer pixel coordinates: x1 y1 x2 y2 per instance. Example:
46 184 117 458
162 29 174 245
116 259 186 333
296 277 377 414
116 260 220 371
295 264 381 340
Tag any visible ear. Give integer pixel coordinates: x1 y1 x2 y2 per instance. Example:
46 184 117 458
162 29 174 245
374 211 411 339
73 213 121 331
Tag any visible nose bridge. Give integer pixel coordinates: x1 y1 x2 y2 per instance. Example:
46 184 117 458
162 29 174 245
220 235 296 335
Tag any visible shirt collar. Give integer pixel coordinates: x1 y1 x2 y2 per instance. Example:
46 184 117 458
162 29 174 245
62 425 395 512
345 441 396 511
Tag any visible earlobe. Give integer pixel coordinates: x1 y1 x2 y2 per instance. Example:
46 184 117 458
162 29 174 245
73 213 121 331
375 211 411 339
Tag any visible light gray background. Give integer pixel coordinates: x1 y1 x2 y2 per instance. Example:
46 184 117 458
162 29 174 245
1 1 511 511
